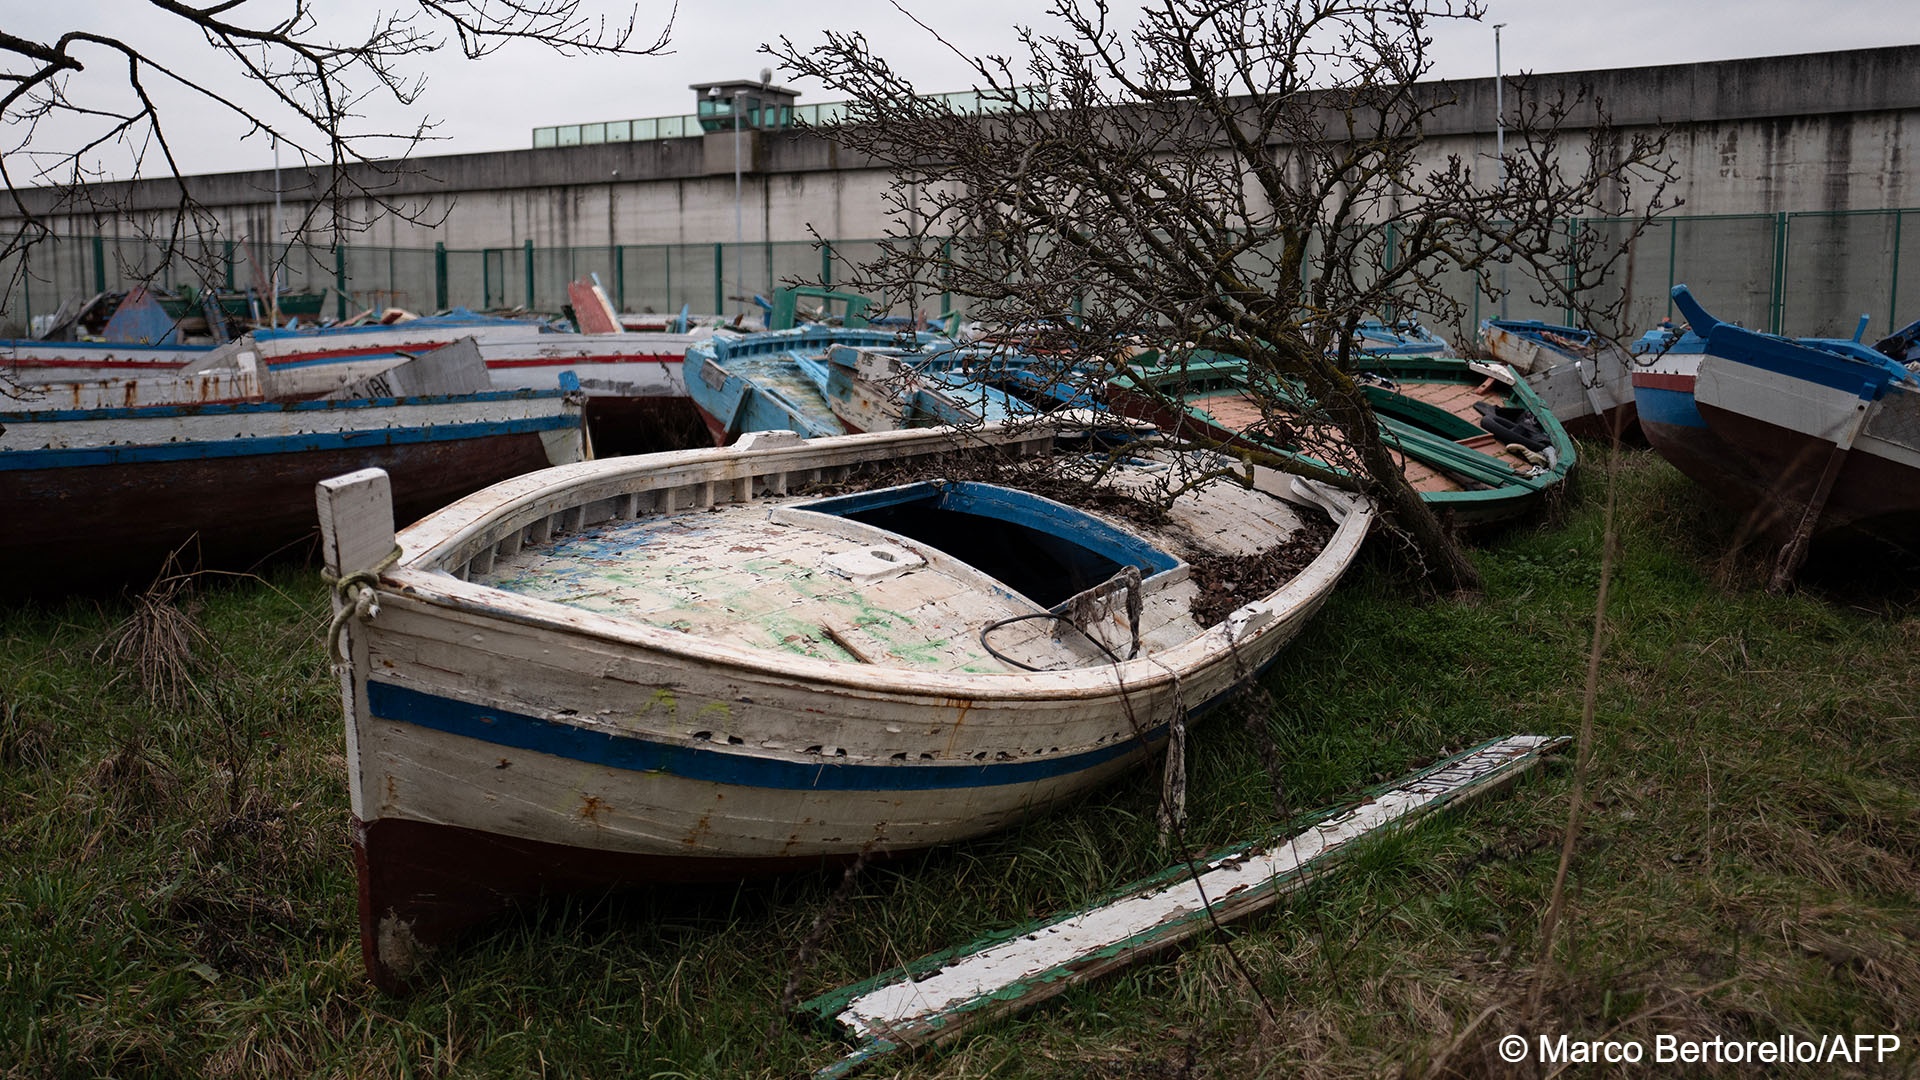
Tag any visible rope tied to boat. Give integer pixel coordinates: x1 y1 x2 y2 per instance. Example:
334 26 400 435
322 544 403 662
980 566 1143 672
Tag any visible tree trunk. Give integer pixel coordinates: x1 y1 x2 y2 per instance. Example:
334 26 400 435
1300 362 1483 595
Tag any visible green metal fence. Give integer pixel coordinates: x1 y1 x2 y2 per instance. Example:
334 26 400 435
6 209 1920 343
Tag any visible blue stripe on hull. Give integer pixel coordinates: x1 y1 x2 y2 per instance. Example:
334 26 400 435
2 414 575 471
1631 385 1705 430
366 680 1166 792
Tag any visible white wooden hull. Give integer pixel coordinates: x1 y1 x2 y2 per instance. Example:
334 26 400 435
1480 322 1637 435
320 425 1374 986
1 339 212 381
189 326 709 400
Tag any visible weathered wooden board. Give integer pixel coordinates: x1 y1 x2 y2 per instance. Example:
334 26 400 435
803 734 1571 1078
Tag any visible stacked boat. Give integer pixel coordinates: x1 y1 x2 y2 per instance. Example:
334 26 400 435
4 278 727 455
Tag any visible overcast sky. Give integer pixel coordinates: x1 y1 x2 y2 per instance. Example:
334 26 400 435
6 1 1917 179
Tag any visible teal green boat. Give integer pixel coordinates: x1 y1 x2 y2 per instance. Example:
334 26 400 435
1109 352 1574 525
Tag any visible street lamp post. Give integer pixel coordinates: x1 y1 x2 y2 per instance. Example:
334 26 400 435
271 135 283 326
1494 22 1508 318
733 89 744 316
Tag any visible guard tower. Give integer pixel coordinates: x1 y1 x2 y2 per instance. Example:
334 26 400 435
690 75 800 134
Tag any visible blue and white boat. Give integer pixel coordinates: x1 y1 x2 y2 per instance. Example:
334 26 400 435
317 420 1374 988
1639 286 1920 580
681 326 927 443
1350 318 1455 359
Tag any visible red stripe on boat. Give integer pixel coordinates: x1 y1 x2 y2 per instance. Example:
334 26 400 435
484 354 681 368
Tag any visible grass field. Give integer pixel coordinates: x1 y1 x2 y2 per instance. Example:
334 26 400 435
2 447 1916 1078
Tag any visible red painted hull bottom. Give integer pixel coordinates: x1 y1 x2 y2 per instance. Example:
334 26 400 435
1 433 560 595
692 403 734 446
1639 414 1790 541
581 396 710 457
1694 403 1920 549
354 816 868 992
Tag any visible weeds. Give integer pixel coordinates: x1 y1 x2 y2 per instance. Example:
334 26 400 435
0 452 1916 1077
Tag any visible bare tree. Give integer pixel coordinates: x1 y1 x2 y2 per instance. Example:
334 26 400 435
0 1 673 280
773 0 1677 591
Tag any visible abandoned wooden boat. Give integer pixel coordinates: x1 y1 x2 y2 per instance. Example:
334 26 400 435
1351 318 1455 359
1 361 584 590
1111 352 1573 525
1477 318 1639 438
1 338 213 382
681 325 935 443
1628 319 1711 480
159 314 712 452
1647 286 1920 580
822 344 1030 433
317 422 1374 988
817 341 1115 434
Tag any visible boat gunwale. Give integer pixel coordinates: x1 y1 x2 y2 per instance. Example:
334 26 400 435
375 425 1374 701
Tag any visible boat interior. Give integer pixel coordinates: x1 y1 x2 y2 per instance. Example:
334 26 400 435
438 442 1316 676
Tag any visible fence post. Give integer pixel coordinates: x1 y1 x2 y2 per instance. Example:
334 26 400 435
434 242 448 311
1564 217 1581 325
92 235 107 295
1770 212 1789 335
714 242 724 314
523 239 535 310
942 238 953 318
614 245 626 311
224 240 236 291
334 245 348 320
822 242 833 289
1666 220 1678 318
1890 210 1903 327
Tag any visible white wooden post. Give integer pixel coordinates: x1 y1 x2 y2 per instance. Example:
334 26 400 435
317 468 395 821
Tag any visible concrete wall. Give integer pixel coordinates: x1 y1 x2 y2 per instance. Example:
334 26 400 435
8 44 1919 254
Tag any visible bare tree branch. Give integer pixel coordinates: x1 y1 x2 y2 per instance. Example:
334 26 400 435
1 0 675 290
771 0 1677 591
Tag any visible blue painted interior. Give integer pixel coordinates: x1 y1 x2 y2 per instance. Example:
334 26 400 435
800 480 1177 608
